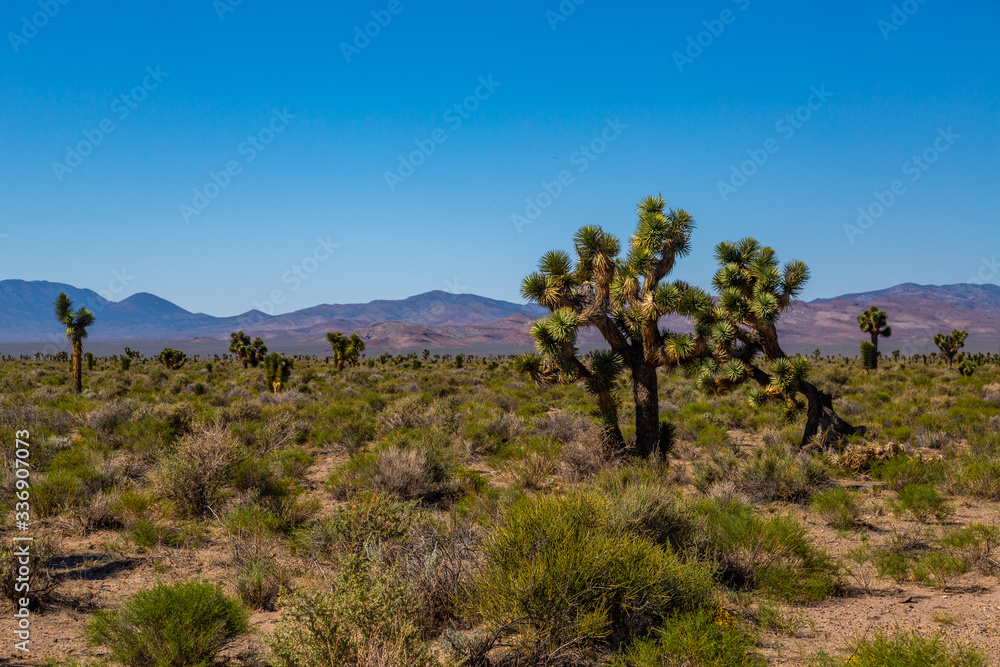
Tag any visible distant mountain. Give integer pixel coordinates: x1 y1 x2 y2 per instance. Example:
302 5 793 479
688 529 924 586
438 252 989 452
0 280 546 344
2 279 998 355
813 283 1000 317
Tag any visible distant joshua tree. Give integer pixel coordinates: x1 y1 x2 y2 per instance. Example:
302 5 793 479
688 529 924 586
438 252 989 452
54 292 95 393
857 306 892 370
156 348 188 370
326 332 365 370
263 352 293 393
229 331 267 368
934 329 968 368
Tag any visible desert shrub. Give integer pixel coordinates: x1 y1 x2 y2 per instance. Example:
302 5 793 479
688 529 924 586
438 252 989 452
595 468 700 553
810 629 986 667
87 399 138 435
610 607 764 667
939 524 1000 575
0 538 62 610
533 410 594 443
738 444 830 502
889 484 953 523
809 486 864 529
86 580 249 667
229 532 288 611
399 515 478 636
953 453 1000 500
512 450 558 490
372 447 432 500
694 444 829 503
268 559 434 667
465 492 715 661
916 552 969 590
872 454 947 492
153 424 237 518
293 492 417 561
695 498 839 602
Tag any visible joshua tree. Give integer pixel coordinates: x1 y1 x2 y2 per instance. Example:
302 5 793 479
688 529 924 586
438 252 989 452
934 329 968 368
156 348 188 370
263 352 293 393
516 195 704 456
229 331 267 368
326 332 366 370
54 292 95 393
85 351 96 371
857 306 892 369
690 238 864 446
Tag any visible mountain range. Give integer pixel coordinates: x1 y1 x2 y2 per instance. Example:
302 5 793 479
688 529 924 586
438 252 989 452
2 279 999 355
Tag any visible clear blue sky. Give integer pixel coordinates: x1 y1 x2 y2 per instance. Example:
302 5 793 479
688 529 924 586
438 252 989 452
1 1 998 316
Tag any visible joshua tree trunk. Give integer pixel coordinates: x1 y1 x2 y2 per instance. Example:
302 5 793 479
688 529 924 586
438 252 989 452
798 380 865 447
870 332 881 369
631 362 661 457
71 339 83 393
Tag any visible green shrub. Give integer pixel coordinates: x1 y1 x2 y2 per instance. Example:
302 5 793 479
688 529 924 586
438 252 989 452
610 607 764 667
695 498 839 602
890 484 953 523
268 559 433 667
809 486 863 529
86 580 249 667
871 454 946 492
466 492 714 661
292 492 417 560
810 629 986 667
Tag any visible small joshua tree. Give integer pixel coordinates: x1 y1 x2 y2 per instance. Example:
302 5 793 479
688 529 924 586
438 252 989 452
690 238 864 446
85 351 96 371
263 352 293 393
156 348 188 370
326 332 365 370
54 292 95 393
860 341 878 371
934 330 968 368
857 306 892 370
229 331 267 368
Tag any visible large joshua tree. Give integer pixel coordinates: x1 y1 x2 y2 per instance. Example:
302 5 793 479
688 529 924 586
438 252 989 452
516 195 705 456
54 292 95 393
690 239 864 446
857 306 892 369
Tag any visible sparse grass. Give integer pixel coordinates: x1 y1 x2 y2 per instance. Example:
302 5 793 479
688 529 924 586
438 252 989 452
4 353 1000 663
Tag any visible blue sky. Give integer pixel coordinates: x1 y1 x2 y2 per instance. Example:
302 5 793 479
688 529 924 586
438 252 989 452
1 1 998 316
